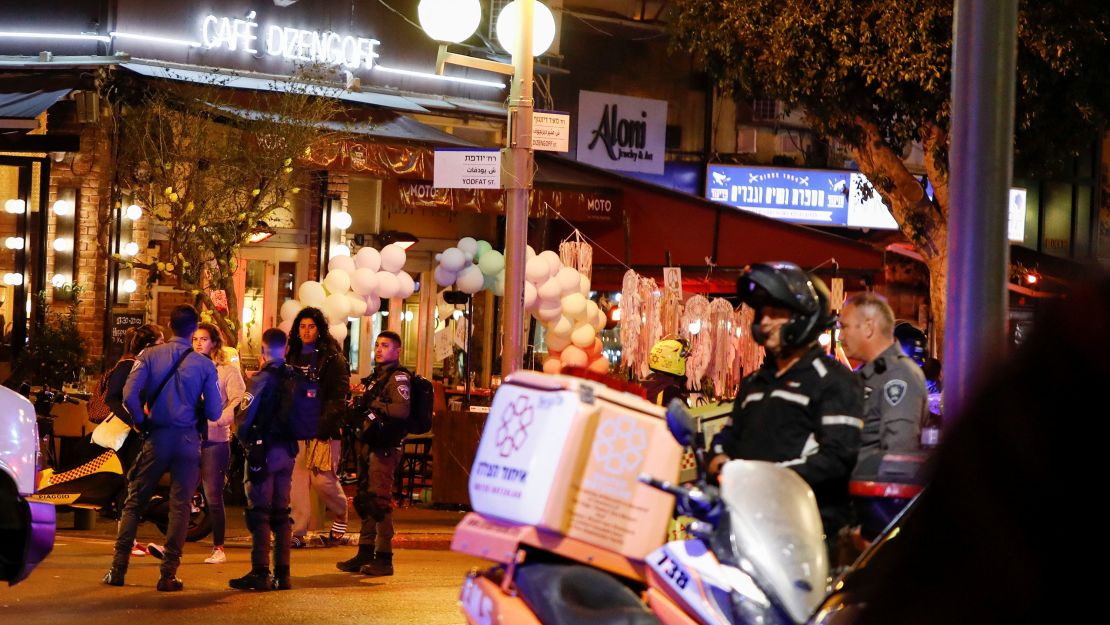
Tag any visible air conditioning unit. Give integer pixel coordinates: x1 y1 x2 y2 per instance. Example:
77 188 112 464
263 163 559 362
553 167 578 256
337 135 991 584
737 128 757 154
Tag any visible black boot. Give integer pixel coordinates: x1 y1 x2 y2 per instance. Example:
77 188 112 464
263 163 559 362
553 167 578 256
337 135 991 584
102 567 125 586
272 565 292 591
229 568 273 591
359 552 393 577
336 544 375 573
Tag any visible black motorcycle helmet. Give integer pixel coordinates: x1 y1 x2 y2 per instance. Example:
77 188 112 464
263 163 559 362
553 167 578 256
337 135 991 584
736 262 835 348
894 321 928 367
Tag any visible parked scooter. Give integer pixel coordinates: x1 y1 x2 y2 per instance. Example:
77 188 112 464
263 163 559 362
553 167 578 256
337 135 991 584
23 386 211 542
451 372 832 625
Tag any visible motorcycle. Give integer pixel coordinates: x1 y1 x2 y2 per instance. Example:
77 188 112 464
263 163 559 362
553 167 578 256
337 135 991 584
450 371 832 625
23 386 212 543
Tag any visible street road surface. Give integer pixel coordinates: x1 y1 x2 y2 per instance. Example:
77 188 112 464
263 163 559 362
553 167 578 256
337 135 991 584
2 533 482 625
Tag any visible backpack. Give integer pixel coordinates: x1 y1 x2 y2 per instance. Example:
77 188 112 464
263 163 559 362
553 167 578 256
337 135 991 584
406 373 434 435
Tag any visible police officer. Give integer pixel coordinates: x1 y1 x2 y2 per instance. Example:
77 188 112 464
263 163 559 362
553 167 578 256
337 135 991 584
709 262 863 557
230 328 298 592
105 304 221 591
838 292 927 458
336 330 410 577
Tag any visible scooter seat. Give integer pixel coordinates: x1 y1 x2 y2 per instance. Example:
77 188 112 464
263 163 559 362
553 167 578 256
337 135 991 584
515 563 661 625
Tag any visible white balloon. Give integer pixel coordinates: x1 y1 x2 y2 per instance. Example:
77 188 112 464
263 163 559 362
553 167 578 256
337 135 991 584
323 292 350 322
549 315 574 338
328 255 355 275
538 250 561 277
585 300 601 326
280 299 302 323
323 269 351 295
579 273 591 296
376 271 400 299
298 281 326 308
561 292 588 320
571 322 596 349
396 271 416 298
546 331 571 352
456 265 485 294
278 319 293 336
457 236 478 256
354 246 381 272
440 247 467 272
380 244 407 273
538 277 562 302
346 293 368 317
560 344 588 368
523 280 537 309
328 322 348 342
556 266 580 295
526 245 537 260
351 267 379 296
365 294 382 315
477 250 505 276
593 306 608 331
538 303 562 322
434 265 458 287
525 256 550 283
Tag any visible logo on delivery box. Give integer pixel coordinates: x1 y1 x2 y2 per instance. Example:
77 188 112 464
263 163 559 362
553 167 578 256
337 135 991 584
494 396 534 458
591 415 648 476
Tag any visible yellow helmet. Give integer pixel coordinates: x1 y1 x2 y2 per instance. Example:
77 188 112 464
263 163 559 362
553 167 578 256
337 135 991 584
648 338 689 377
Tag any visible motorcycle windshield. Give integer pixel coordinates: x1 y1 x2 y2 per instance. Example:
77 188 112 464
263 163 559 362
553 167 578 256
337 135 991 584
719 460 828 624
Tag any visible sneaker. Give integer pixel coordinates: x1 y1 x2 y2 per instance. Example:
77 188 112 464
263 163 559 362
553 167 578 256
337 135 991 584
130 542 147 557
204 547 226 564
156 576 184 592
146 543 165 560
321 533 346 547
290 536 306 549
229 570 273 591
103 567 125 586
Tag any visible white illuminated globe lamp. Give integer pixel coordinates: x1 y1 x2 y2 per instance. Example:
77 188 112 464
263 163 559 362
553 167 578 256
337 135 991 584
125 204 143 221
496 0 556 57
331 243 351 257
52 237 74 252
121 279 138 293
51 274 70 288
418 0 482 43
332 211 353 230
4 199 26 214
52 199 74 216
4 237 24 250
122 241 140 257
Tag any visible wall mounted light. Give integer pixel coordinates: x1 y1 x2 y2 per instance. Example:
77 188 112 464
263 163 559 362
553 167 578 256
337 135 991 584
52 199 74 216
51 188 79 301
121 241 139 257
124 204 143 221
4 237 24 250
332 210 352 230
4 199 26 214
375 230 420 250
52 237 74 252
248 220 274 244
3 273 24 286
50 274 71 288
121 279 137 293
330 243 351 257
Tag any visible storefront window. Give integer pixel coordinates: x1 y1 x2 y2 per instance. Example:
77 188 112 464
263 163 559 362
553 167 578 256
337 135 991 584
240 258 267 368
0 158 45 378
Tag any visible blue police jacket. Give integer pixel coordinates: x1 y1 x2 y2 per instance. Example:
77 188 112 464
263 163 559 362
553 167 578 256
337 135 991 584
123 335 222 431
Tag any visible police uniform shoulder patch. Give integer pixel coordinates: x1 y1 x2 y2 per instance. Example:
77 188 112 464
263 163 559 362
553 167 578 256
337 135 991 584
397 383 410 400
883 379 908 406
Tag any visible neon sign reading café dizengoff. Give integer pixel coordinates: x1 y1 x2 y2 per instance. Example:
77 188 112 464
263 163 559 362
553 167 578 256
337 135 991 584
201 10 380 71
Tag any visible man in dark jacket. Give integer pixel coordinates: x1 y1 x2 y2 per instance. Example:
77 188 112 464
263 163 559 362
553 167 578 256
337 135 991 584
709 263 863 558
229 328 298 591
337 330 410 577
104 305 221 591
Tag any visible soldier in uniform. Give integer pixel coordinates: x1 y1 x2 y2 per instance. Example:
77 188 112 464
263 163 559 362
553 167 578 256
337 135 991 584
336 330 410 577
838 292 927 458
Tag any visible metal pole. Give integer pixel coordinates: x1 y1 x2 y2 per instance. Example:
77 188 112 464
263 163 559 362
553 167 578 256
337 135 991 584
500 0 535 376
944 0 1018 421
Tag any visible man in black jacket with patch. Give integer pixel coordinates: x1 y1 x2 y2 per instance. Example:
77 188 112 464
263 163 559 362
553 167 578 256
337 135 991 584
337 330 410 577
229 328 298 592
709 262 863 558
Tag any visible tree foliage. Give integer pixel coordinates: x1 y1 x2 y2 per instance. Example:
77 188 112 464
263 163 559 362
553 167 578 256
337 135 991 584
669 0 1110 349
16 291 88 390
100 67 352 346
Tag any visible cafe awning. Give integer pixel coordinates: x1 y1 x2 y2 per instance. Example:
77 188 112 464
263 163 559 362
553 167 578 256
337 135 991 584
0 89 70 130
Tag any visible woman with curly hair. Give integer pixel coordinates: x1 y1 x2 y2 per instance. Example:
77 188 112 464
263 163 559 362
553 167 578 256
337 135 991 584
286 306 350 547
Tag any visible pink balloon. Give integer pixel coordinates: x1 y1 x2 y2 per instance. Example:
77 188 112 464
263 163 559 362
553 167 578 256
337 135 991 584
587 356 610 374
542 358 562 374
585 338 603 358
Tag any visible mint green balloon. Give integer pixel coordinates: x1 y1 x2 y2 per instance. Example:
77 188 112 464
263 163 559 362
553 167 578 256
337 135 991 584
477 249 505 276
475 239 493 261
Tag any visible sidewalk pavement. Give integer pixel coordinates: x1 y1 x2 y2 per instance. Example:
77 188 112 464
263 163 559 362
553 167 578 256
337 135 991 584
56 503 468 551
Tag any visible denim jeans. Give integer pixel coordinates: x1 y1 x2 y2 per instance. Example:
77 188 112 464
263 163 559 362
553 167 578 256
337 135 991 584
200 440 230 546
